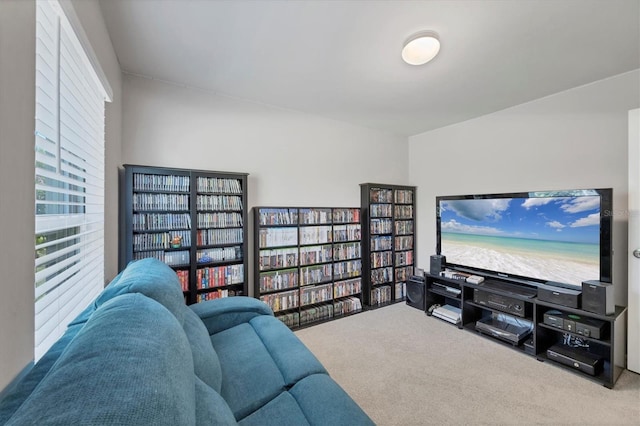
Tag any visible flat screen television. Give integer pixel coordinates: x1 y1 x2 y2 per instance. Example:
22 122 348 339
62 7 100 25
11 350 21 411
436 188 612 290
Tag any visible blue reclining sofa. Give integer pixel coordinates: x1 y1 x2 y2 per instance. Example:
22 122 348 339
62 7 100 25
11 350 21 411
0 258 374 425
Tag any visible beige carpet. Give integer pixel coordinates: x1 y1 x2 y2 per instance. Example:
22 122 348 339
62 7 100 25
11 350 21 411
295 302 640 426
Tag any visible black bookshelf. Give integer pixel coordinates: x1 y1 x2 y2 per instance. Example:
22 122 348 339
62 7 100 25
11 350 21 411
119 164 248 304
253 206 363 328
360 183 416 307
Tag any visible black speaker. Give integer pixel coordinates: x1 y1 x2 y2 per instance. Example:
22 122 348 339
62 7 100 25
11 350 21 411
406 276 426 311
582 280 614 315
537 283 581 309
430 255 446 275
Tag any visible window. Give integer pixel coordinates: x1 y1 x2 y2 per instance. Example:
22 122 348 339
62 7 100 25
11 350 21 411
34 0 108 360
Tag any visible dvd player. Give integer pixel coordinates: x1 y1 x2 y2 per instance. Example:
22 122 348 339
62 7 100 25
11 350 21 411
432 304 461 325
475 314 533 345
546 344 603 376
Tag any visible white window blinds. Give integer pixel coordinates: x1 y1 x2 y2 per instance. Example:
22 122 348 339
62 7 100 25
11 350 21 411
35 0 107 360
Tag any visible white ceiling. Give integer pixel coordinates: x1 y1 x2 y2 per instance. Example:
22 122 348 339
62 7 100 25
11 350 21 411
99 0 640 137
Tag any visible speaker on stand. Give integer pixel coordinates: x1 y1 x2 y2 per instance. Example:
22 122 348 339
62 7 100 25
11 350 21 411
407 275 426 311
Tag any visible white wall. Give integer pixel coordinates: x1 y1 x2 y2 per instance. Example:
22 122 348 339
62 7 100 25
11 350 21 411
409 70 640 306
0 0 121 391
122 75 408 210
121 75 408 296
0 0 36 393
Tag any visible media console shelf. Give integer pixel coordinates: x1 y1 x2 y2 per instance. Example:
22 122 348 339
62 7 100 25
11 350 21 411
424 272 627 388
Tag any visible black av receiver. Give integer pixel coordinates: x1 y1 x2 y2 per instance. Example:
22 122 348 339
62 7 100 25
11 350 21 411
473 289 525 317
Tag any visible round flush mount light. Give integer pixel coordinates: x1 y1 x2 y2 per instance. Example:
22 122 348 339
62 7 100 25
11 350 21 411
402 31 441 65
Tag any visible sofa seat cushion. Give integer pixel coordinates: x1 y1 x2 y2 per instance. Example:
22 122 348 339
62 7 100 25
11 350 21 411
210 323 287 420
6 293 196 426
248 315 327 386
237 391 312 426
288 374 375 426
237 374 375 426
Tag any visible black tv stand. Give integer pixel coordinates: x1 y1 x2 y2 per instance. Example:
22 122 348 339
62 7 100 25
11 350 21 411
423 272 627 388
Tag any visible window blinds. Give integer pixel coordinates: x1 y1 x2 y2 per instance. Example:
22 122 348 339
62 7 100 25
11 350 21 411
34 0 106 360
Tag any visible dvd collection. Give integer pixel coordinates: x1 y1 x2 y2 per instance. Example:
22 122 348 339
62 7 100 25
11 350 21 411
395 235 413 250
275 296 363 328
370 218 392 234
254 206 366 328
333 278 362 298
370 203 392 218
395 266 413 282
259 227 298 248
371 266 393 285
197 228 243 246
196 176 242 194
299 245 333 266
333 208 360 224
177 270 189 291
369 188 393 203
370 285 392 305
370 235 393 251
133 173 190 192
133 193 189 211
260 289 299 312
394 220 414 235
299 208 332 225
371 251 393 268
125 167 248 306
394 205 413 219
259 268 299 293
394 189 414 204
196 194 242 211
258 208 298 225
333 260 362 280
299 225 332 245
133 230 191 251
259 247 299 270
196 246 242 263
197 289 241 303
197 212 243 229
300 264 333 286
301 283 333 306
333 242 361 261
332 224 361 242
134 249 190 266
395 250 414 267
196 264 244 289
133 212 191 231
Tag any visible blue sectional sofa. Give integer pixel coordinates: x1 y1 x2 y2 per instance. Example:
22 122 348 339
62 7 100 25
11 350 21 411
0 258 374 425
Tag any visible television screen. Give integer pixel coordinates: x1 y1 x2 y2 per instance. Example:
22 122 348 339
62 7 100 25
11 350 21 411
436 189 612 289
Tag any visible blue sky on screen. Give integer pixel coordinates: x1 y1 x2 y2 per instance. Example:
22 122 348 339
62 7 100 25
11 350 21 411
440 196 601 244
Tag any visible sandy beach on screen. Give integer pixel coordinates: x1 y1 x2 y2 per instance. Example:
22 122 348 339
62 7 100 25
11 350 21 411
444 241 599 285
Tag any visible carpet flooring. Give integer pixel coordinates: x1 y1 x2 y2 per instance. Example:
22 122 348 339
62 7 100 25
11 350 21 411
295 302 640 426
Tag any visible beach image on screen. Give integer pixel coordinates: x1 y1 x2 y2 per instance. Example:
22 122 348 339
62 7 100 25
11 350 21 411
439 196 601 287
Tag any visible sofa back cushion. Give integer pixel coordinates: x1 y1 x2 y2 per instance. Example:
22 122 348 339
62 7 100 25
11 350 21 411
6 293 196 426
183 306 223 393
93 258 186 325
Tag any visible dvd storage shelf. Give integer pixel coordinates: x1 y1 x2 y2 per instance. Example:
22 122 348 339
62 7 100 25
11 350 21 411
423 272 627 388
253 206 363 329
119 165 248 304
360 183 416 307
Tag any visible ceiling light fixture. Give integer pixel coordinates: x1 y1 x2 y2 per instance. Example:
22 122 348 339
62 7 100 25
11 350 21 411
402 31 440 66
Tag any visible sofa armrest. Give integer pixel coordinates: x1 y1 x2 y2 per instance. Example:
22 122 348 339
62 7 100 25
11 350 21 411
189 296 273 335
